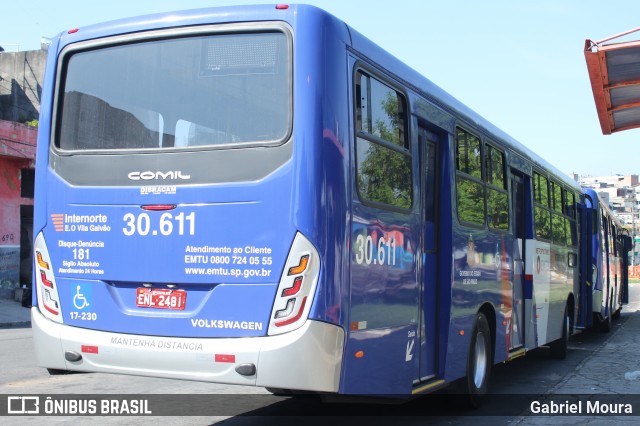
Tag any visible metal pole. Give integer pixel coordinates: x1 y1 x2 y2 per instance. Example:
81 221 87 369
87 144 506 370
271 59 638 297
595 27 640 46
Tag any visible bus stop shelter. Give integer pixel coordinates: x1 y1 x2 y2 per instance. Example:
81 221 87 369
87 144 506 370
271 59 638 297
585 28 640 135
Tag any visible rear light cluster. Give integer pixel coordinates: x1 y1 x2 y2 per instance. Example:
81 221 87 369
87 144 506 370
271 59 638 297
34 233 63 323
267 233 320 336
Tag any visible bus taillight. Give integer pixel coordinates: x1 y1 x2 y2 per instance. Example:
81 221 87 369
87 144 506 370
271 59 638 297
288 256 309 275
40 270 54 288
141 204 177 211
36 251 50 269
268 233 320 336
274 297 307 328
274 299 295 319
281 276 303 297
34 233 64 323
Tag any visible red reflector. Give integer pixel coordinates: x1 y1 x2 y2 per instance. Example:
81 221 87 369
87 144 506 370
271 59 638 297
40 270 53 288
141 204 177 211
215 354 236 363
43 303 59 316
276 4 289 10
81 345 99 354
282 277 303 297
68 28 79 34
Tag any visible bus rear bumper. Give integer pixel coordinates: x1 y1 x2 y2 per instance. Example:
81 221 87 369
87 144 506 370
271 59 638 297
31 308 344 392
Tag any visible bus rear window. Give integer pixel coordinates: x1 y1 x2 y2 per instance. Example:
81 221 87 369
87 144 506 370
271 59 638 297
56 30 291 151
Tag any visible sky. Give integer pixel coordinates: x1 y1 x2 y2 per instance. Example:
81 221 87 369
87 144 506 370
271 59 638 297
3 0 640 178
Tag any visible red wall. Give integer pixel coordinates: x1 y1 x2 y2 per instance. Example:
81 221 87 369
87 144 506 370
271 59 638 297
0 119 37 159
0 119 36 291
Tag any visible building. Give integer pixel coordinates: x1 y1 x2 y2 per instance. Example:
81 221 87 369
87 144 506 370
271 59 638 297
0 47 46 299
580 174 640 216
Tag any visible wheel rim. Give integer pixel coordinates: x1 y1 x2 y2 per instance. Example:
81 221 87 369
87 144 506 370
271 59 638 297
473 331 487 389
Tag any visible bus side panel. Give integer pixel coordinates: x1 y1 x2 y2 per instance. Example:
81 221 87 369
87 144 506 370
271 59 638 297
341 325 417 394
339 48 420 393
596 211 607 318
622 234 631 305
529 240 574 346
577 202 593 329
32 35 62 309
301 10 352 331
531 240 552 344
341 213 420 394
435 132 454 381
445 230 511 382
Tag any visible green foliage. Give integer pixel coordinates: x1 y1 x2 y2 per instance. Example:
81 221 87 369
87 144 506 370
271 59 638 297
535 207 551 240
457 177 485 225
487 188 509 230
358 141 412 208
25 119 39 127
357 92 412 209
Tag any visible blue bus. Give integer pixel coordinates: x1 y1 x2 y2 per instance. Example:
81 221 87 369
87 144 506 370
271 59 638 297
577 188 629 332
32 4 601 405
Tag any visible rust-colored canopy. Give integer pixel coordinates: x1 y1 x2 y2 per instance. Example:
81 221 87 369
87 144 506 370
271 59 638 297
585 28 640 135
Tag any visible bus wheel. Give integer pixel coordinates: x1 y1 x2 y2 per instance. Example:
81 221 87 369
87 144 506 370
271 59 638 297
550 307 569 359
462 312 492 408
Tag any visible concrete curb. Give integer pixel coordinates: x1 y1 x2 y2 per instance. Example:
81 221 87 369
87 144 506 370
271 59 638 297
0 320 32 329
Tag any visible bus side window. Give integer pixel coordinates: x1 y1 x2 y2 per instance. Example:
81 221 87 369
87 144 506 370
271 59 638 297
485 143 508 231
455 127 485 227
354 70 412 210
533 172 551 240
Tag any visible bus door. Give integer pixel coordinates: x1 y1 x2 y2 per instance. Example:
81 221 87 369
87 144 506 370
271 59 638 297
418 126 438 380
509 170 525 350
577 200 593 329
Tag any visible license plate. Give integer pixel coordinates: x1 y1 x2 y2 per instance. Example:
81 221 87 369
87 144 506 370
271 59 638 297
136 288 186 310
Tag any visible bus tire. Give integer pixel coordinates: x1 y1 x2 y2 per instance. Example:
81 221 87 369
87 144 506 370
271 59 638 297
549 307 569 359
462 312 492 408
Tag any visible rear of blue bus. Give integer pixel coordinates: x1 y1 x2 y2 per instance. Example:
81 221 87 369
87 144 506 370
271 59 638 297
32 5 346 393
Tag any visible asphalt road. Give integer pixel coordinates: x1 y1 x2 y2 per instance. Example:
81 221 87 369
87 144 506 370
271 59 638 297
2 283 637 425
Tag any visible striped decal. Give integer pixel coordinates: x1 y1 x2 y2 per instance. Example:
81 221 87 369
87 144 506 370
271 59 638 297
412 379 446 395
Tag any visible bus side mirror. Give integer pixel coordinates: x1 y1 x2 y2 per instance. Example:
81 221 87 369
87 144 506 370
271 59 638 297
567 252 577 268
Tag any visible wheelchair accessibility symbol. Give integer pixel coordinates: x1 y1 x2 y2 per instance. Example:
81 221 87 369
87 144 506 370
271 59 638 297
73 285 90 310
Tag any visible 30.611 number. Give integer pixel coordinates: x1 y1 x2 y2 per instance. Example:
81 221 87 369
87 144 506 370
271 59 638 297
354 233 397 266
122 212 195 236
